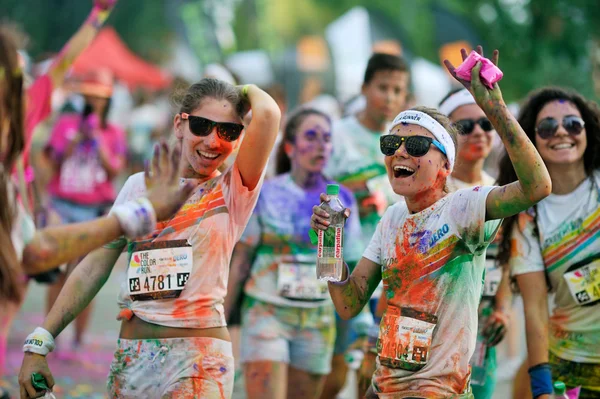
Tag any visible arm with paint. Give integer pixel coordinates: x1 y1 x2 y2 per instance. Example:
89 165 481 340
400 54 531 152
311 193 381 319
444 47 551 220
22 143 194 275
46 0 118 89
234 85 281 190
18 245 122 397
224 242 254 320
482 266 512 346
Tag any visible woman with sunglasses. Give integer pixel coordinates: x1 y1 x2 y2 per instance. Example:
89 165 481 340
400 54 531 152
438 88 512 399
311 47 552 398
20 78 281 398
225 108 363 399
497 87 600 399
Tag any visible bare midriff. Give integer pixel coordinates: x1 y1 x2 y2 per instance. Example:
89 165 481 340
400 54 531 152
119 315 230 341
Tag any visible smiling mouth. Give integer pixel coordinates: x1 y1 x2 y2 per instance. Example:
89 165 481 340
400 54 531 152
393 165 416 178
197 150 219 160
550 143 575 150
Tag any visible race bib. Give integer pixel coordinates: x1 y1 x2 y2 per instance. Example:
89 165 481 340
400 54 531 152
482 260 502 297
377 306 437 371
127 240 193 301
563 260 600 306
277 261 328 301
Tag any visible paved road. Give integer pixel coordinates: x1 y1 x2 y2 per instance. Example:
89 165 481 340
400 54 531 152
3 257 516 398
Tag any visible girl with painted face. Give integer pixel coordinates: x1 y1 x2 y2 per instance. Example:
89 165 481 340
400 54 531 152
0 26 194 398
311 47 552 398
19 79 281 398
497 87 600 399
439 89 512 399
225 108 363 399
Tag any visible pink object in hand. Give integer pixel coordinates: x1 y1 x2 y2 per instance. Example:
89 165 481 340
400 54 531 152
454 51 503 89
94 0 117 10
567 387 581 399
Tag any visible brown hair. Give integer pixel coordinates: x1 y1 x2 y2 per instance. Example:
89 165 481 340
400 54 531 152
0 25 26 303
275 108 331 175
173 78 246 120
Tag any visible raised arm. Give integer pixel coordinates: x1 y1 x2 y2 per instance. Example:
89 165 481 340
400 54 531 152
234 85 281 190
444 46 551 220
46 0 118 89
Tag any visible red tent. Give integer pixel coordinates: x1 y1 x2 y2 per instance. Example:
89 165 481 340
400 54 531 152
71 27 172 90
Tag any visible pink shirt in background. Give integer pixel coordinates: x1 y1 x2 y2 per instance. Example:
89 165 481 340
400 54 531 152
23 75 53 169
46 113 126 205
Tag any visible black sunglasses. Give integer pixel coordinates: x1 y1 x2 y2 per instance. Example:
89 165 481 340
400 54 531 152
535 115 585 140
455 118 493 135
180 113 244 142
380 135 447 157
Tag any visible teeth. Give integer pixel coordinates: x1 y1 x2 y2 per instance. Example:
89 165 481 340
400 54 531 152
393 165 415 173
551 143 574 150
198 150 219 159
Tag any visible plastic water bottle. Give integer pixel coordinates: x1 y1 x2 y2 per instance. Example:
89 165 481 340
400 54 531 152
553 381 569 399
345 349 364 370
316 184 345 282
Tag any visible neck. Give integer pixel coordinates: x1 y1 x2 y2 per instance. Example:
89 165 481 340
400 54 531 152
181 163 218 182
357 110 386 133
451 158 485 184
404 176 448 214
547 161 587 195
290 167 325 189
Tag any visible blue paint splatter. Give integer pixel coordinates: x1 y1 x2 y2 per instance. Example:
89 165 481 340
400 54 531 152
220 366 227 373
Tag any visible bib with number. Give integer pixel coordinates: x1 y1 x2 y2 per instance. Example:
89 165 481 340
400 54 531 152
482 259 502 297
127 240 193 301
277 259 328 301
377 306 438 371
563 258 600 307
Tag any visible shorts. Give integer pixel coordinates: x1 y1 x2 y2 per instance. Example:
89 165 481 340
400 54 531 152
107 336 234 399
549 352 600 399
470 346 497 399
334 305 375 355
240 296 335 375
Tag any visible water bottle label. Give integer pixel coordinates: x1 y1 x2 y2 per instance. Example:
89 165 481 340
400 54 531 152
278 262 329 300
317 227 343 259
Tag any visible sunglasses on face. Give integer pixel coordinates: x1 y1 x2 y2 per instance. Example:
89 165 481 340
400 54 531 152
380 135 447 157
535 115 585 140
180 113 244 142
455 118 493 135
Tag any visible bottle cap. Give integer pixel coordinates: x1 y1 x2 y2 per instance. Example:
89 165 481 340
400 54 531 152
326 184 339 195
553 381 566 394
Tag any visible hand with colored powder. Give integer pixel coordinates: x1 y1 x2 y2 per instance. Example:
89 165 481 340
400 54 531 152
18 355 54 399
482 310 510 346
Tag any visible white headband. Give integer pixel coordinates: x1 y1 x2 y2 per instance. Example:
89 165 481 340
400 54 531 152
389 110 456 171
439 89 476 117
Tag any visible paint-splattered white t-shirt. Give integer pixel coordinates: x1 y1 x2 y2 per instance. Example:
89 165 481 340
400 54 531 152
363 186 501 398
107 163 263 329
510 171 600 363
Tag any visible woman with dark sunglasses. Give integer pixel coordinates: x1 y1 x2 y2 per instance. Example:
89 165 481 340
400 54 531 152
437 88 512 399
311 47 552 398
20 78 281 398
497 87 600 399
225 108 363 399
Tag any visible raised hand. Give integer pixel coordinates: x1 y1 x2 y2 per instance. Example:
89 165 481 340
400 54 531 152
145 141 197 221
443 45 504 111
310 193 351 232
94 0 118 10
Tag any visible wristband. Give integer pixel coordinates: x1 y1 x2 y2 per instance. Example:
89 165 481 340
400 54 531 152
241 85 250 99
23 327 55 356
528 362 553 398
328 262 350 286
111 197 157 239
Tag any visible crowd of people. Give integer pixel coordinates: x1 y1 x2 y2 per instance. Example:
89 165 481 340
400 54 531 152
1 1 599 399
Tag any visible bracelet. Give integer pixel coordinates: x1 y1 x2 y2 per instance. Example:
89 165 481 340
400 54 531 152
111 197 157 239
528 362 553 398
23 327 55 356
328 262 351 286
241 85 250 99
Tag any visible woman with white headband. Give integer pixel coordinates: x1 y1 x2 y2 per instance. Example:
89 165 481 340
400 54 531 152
439 88 512 399
311 47 553 398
